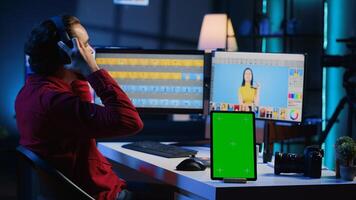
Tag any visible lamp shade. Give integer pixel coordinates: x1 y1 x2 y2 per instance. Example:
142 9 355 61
227 18 238 51
198 14 237 52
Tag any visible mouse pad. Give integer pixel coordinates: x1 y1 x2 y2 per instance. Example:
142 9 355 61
210 111 257 180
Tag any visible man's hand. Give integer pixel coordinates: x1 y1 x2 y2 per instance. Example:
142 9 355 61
57 38 99 77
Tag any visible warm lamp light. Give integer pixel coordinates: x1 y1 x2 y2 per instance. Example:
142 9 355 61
198 14 238 52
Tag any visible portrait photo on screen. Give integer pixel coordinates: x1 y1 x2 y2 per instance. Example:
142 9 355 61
211 64 289 108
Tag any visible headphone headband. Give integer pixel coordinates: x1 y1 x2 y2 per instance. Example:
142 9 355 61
50 15 72 64
50 16 71 45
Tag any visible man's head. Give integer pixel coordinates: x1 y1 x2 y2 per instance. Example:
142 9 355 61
25 15 91 76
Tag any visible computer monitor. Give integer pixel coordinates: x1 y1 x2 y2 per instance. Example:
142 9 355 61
95 48 206 114
210 51 305 123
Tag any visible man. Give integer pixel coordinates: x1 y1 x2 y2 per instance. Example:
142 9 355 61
16 15 143 200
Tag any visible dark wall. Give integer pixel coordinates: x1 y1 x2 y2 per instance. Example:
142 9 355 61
76 0 214 49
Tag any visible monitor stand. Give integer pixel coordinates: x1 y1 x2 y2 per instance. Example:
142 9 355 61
223 178 247 183
263 121 273 163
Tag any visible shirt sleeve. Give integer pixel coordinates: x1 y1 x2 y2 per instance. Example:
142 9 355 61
71 80 92 102
44 69 144 139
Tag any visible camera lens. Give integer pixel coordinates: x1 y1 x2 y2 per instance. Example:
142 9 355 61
274 152 304 175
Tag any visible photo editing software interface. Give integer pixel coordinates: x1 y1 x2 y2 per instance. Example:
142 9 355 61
210 52 305 122
95 50 205 112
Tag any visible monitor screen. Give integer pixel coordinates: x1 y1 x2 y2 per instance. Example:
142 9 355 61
210 111 257 180
95 49 206 113
210 51 305 123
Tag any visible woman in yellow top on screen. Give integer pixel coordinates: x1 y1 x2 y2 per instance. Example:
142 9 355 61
238 68 260 110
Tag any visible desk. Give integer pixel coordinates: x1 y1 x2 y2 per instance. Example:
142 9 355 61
98 142 356 200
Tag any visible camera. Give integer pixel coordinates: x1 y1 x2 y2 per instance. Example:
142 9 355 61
274 146 324 178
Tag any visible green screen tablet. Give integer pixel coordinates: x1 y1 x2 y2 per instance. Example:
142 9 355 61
210 111 257 181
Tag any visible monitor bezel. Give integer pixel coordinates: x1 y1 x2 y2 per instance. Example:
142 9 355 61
209 51 307 124
94 47 207 114
210 110 257 181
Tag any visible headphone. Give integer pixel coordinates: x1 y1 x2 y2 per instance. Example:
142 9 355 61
50 16 73 64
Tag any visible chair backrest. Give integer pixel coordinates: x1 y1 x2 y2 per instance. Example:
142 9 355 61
16 145 95 200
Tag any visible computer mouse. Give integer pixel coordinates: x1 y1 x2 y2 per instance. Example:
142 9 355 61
176 158 206 171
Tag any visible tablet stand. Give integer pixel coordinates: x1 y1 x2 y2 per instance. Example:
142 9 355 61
223 178 247 183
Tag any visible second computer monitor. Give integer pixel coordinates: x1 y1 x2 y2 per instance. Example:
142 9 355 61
95 48 206 113
210 51 305 123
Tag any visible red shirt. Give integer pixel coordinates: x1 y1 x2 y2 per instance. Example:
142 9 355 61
15 69 143 200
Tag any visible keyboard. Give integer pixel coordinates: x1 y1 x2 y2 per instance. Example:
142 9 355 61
122 141 198 158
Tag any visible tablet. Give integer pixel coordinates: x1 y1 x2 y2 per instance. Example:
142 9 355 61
210 111 257 181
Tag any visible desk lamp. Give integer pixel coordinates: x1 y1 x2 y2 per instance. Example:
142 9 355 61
198 13 238 52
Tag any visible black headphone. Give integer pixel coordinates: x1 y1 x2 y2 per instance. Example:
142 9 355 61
50 16 73 64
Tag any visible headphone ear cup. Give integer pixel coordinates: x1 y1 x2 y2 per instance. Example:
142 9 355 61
57 39 73 64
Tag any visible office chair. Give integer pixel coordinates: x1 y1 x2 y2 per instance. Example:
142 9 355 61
16 145 95 200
